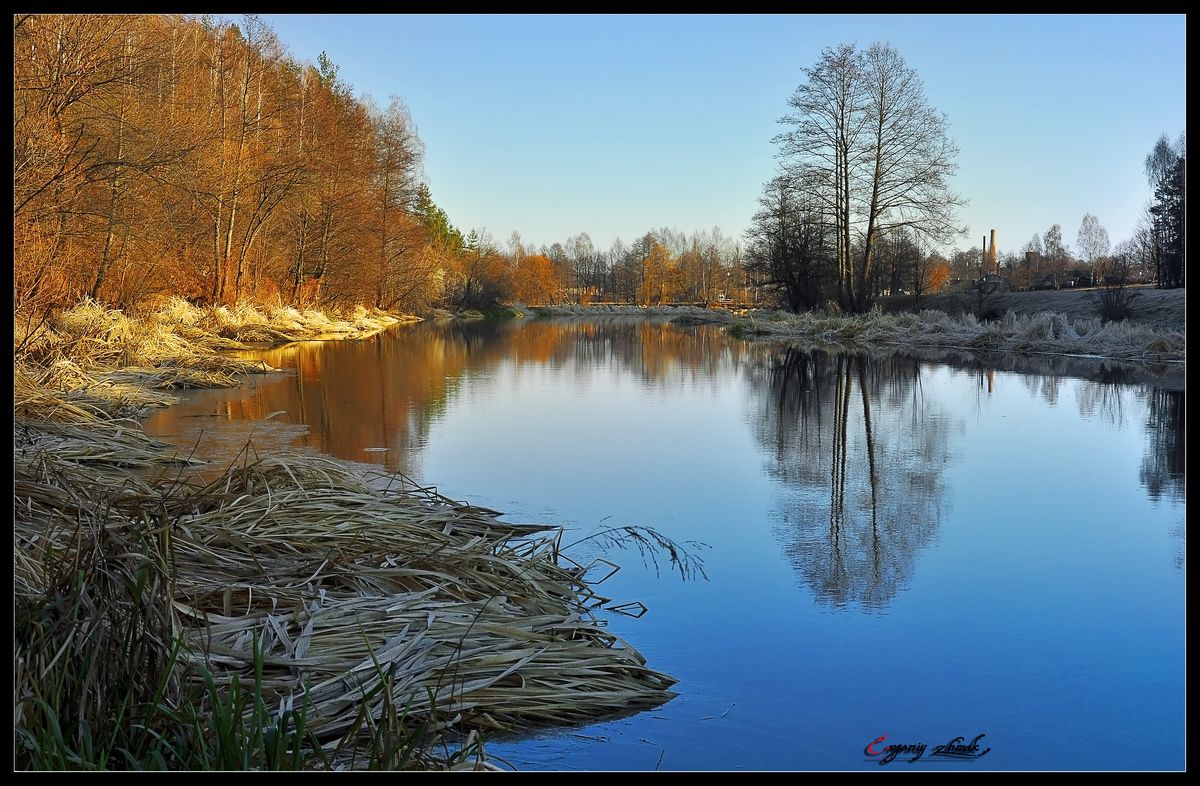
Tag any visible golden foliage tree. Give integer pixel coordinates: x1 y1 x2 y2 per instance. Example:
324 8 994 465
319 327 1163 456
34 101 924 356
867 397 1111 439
13 13 475 318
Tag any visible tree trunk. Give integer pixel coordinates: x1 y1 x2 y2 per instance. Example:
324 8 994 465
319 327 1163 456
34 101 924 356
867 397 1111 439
91 106 124 299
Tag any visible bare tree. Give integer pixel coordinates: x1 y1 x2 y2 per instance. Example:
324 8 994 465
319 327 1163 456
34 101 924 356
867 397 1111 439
1076 213 1110 281
773 42 964 313
854 43 965 313
775 44 866 310
1042 224 1071 287
744 175 834 311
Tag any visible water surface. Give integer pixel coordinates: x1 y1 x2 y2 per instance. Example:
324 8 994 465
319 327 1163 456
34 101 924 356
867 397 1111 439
145 317 1185 770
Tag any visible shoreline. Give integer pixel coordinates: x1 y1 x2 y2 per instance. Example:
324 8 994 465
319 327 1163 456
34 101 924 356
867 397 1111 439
726 308 1184 365
14 299 678 770
526 302 1185 364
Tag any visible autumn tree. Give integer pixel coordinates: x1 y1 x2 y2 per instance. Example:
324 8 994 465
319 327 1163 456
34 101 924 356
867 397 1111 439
637 242 678 305
355 97 435 309
277 53 367 306
911 248 950 309
450 231 512 309
926 255 951 293
512 254 565 305
15 14 471 319
16 15 144 310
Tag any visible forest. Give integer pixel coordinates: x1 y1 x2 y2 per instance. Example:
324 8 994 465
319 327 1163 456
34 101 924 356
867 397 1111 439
14 15 1185 328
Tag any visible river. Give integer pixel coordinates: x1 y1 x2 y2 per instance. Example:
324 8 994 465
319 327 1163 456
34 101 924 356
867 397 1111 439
144 316 1185 770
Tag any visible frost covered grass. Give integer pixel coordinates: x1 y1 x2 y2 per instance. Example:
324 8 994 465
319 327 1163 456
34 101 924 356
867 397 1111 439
13 298 418 422
15 438 679 769
142 296 411 345
14 298 680 770
17 297 412 369
728 308 1185 363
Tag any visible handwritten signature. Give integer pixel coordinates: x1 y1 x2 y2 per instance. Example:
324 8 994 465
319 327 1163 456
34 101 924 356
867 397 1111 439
865 733 991 765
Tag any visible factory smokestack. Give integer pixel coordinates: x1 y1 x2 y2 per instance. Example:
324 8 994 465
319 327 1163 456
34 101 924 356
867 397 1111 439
990 229 998 273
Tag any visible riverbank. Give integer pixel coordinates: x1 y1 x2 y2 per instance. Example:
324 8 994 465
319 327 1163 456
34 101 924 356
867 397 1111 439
728 308 1185 364
520 302 1185 363
876 286 1185 333
14 299 677 770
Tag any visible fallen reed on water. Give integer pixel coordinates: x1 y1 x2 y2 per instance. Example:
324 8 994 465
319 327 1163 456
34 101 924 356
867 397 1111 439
14 303 683 769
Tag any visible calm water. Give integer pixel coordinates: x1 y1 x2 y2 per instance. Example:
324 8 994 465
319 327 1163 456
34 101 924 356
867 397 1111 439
144 318 1186 771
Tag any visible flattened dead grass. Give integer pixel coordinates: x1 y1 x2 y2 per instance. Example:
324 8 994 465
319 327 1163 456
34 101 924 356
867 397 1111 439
731 308 1185 363
14 299 677 767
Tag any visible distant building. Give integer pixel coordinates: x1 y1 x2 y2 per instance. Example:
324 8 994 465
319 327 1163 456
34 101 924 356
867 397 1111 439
982 229 998 276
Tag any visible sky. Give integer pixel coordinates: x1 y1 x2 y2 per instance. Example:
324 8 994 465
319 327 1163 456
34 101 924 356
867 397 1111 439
261 14 1185 258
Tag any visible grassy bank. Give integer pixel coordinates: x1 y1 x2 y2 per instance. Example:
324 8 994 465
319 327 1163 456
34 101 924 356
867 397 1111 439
876 286 1185 333
525 302 1184 363
729 308 1185 363
14 299 678 770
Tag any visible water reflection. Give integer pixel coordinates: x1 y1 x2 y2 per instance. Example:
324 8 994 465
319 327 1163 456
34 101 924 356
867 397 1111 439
138 318 1185 769
1140 388 1186 571
1076 366 1139 429
1141 389 1185 503
749 349 955 611
147 319 755 476
1071 370 1185 506
145 318 1183 586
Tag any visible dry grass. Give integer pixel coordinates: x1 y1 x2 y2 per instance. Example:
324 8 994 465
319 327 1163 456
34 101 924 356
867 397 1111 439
878 286 1185 332
151 296 414 344
730 308 1185 363
14 299 677 769
14 437 678 762
17 297 414 375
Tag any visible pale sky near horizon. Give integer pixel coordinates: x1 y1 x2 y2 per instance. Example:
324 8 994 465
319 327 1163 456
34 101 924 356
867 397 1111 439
261 13 1185 259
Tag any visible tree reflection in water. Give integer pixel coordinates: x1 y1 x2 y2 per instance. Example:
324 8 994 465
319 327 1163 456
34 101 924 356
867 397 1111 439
1139 389 1185 504
1140 388 1185 570
750 349 956 611
147 319 1183 581
147 318 753 477
1073 367 1184 568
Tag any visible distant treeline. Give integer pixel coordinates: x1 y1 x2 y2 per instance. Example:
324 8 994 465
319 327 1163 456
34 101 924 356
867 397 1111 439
13 14 757 315
15 15 1183 323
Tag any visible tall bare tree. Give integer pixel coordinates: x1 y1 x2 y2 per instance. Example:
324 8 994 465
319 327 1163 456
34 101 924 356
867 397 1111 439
775 44 866 310
854 44 964 312
773 42 964 313
1076 213 1110 281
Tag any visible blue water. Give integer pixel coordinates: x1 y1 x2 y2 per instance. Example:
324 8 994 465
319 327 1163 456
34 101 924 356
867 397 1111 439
144 318 1186 770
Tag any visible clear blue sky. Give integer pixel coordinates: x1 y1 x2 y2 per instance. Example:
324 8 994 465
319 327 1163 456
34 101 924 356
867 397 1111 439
262 14 1185 258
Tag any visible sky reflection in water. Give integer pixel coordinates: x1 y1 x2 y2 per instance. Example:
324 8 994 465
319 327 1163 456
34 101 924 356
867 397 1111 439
144 318 1184 770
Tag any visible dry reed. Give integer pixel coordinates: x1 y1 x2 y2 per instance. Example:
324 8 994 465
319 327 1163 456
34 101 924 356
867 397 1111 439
731 308 1185 363
14 299 678 768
